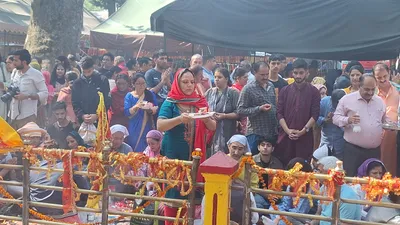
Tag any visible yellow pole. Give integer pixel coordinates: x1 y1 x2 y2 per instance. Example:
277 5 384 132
199 151 238 225
203 174 232 225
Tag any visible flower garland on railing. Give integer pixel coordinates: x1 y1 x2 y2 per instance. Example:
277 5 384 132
109 152 194 197
109 152 191 225
231 154 254 179
359 173 400 201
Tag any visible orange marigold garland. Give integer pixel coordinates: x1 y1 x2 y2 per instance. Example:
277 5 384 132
360 173 400 201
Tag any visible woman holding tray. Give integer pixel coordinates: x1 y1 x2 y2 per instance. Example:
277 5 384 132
157 68 216 225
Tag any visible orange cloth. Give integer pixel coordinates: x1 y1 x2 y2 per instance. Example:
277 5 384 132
0 117 23 150
377 85 399 175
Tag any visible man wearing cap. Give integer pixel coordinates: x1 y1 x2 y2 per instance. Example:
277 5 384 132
307 156 361 225
110 124 133 154
17 122 48 147
109 124 135 200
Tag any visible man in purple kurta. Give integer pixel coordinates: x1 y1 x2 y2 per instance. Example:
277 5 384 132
275 59 321 165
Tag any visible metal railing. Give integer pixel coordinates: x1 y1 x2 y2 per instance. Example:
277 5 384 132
240 152 400 225
1 147 399 225
0 145 202 225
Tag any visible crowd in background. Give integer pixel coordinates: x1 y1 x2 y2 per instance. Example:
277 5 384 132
0 49 400 225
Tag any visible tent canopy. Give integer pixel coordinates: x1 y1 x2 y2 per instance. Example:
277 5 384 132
0 0 101 35
90 0 249 56
151 0 400 60
90 0 196 54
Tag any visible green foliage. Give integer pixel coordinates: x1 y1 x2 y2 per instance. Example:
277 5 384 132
87 0 126 14
84 0 103 11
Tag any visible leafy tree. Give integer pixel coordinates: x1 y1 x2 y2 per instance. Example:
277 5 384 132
88 0 126 16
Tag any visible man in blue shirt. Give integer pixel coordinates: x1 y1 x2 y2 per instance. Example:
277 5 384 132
316 89 346 160
202 55 216 90
307 156 361 225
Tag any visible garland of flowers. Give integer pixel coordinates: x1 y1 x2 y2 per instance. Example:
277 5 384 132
110 152 194 197
231 154 254 179
360 173 400 201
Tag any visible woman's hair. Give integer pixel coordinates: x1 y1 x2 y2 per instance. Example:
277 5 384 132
50 63 66 87
232 67 248 80
389 192 400 204
132 73 155 104
287 157 313 172
367 161 386 175
126 59 137 70
67 131 86 148
65 71 78 82
349 65 365 75
215 67 232 86
57 55 71 71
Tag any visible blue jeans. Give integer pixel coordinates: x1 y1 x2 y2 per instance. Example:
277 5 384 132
254 193 270 210
247 134 261 155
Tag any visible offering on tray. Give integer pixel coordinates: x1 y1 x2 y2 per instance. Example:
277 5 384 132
383 122 400 130
188 108 214 119
140 101 153 110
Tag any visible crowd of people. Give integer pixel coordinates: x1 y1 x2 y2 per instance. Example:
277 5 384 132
0 48 400 225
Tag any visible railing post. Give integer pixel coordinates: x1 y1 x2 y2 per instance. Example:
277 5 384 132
22 149 30 225
101 141 111 225
331 161 344 225
187 148 201 225
242 152 252 225
200 151 238 225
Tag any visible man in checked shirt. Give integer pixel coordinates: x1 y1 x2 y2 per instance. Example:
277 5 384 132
237 61 278 155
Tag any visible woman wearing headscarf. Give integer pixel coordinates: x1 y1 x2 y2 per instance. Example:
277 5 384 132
143 130 163 158
157 68 216 224
353 158 387 219
66 131 88 149
205 67 240 155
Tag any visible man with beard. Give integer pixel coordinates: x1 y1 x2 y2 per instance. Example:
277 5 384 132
145 51 172 107
275 59 320 165
46 102 76 149
9 49 48 129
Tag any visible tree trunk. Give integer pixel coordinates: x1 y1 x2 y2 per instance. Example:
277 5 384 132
24 0 84 63
107 0 116 17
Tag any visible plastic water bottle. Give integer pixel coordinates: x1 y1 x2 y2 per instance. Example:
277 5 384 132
352 112 361 133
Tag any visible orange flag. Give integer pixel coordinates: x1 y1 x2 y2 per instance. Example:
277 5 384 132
0 117 23 152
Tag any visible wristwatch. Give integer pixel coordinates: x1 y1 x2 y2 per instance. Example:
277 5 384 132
304 126 310 133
